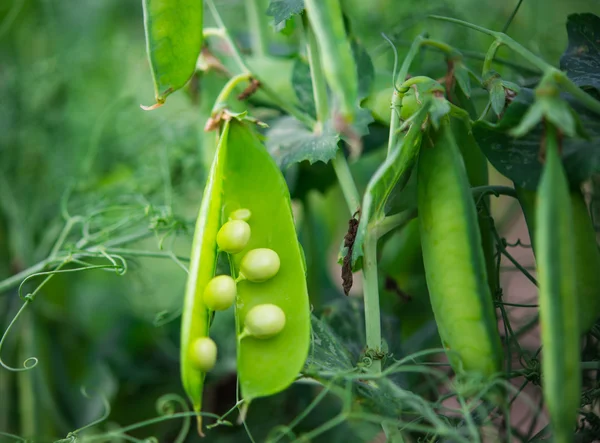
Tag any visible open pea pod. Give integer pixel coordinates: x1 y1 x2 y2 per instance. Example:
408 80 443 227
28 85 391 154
181 118 310 434
142 0 203 107
223 120 310 401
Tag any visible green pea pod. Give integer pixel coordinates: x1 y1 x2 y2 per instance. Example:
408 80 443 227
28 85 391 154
571 191 600 332
222 120 310 401
142 0 203 107
304 0 358 120
181 118 311 433
451 118 497 298
535 126 580 443
181 126 224 433
518 185 600 333
417 116 503 380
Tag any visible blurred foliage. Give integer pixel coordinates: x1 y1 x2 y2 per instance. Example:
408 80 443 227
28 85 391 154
1 0 600 441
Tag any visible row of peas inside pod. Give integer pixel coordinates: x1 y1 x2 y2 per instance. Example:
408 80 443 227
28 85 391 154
180 118 311 435
190 208 286 372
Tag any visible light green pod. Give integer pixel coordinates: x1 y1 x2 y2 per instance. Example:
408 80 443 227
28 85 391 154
535 129 580 443
571 191 600 332
142 0 203 106
518 186 600 334
417 117 503 379
304 0 358 120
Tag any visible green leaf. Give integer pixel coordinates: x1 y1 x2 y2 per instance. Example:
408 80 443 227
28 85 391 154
559 13 600 93
351 105 429 268
453 62 472 98
291 58 317 118
303 315 355 375
474 89 600 190
490 79 506 117
266 0 305 31
266 116 339 169
142 0 203 106
351 41 375 100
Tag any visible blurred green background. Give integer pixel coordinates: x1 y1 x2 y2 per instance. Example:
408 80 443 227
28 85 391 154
1 0 599 441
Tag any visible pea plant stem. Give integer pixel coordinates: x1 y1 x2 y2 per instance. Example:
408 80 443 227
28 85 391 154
304 15 329 125
211 73 254 113
303 18 381 375
204 0 314 127
387 35 424 156
362 232 381 373
244 0 268 57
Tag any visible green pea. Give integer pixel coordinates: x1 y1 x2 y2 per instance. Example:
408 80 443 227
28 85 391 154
217 220 251 254
239 248 281 282
241 304 286 340
229 208 252 222
417 116 503 381
400 88 420 121
189 337 217 373
203 275 237 311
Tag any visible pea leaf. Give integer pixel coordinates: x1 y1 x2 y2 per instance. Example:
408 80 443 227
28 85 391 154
352 41 375 100
473 89 600 190
266 0 304 31
559 13 600 93
291 58 317 118
266 116 339 169
304 315 355 375
142 0 203 107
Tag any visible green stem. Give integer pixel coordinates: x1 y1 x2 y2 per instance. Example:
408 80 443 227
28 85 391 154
555 71 600 116
244 0 269 57
211 73 254 113
205 0 314 127
471 185 518 199
331 151 361 215
421 39 456 57
482 40 504 75
374 209 417 239
362 232 381 374
387 35 424 156
304 16 329 124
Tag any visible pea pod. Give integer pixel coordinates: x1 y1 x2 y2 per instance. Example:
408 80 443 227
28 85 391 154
304 0 358 120
181 118 311 433
451 118 497 298
517 185 600 333
535 127 580 443
222 121 310 400
417 116 503 380
142 0 203 107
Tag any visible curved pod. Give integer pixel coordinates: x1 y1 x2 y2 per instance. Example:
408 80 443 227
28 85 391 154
222 121 310 401
535 131 580 443
417 118 503 379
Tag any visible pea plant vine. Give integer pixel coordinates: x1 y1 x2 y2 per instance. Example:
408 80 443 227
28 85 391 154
2 0 600 442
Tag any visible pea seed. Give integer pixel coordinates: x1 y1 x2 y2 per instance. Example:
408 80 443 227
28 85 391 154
204 275 236 311
230 208 252 221
241 304 286 340
240 248 280 282
217 220 251 254
189 337 217 372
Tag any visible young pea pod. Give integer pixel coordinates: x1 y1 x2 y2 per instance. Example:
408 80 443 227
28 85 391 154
304 0 358 120
181 119 310 434
535 126 580 443
570 191 600 332
142 0 203 107
222 121 310 401
517 185 600 333
417 116 503 380
180 127 225 433
451 118 497 299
